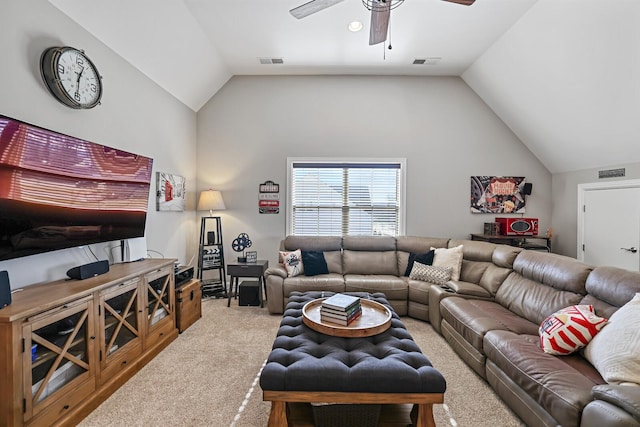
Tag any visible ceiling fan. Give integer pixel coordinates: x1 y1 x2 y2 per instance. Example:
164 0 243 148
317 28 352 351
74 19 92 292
290 0 475 46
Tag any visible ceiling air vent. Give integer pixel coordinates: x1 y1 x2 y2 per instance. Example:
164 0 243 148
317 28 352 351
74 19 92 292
259 57 284 65
599 168 625 179
413 57 442 65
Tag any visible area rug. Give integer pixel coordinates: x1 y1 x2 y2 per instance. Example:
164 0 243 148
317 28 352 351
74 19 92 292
78 297 524 427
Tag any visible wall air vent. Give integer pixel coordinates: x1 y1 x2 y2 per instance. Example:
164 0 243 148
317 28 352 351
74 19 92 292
599 168 625 179
413 57 441 65
259 57 284 65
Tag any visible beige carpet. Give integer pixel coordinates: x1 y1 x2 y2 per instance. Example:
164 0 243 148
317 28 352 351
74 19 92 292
78 297 525 427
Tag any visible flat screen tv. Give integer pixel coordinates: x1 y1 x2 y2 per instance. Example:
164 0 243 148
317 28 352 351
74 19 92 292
0 115 153 261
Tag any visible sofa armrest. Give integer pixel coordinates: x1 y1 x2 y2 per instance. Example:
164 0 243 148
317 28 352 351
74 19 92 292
592 384 640 421
446 280 492 298
265 265 288 279
266 265 287 314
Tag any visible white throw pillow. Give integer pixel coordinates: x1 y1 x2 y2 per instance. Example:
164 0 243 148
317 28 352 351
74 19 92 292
431 245 463 281
584 293 640 384
279 249 304 277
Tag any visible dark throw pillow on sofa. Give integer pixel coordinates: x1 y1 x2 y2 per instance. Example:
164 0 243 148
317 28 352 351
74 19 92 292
302 251 329 276
404 250 435 276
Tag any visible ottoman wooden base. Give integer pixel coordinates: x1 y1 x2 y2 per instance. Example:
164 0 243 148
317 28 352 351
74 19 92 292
264 391 444 427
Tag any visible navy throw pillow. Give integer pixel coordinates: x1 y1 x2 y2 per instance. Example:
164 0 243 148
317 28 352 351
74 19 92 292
301 250 329 276
404 250 435 276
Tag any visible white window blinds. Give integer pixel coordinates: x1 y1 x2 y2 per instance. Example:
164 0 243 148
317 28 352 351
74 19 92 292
288 160 405 236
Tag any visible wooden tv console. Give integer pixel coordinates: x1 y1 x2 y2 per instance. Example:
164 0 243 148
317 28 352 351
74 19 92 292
0 259 179 427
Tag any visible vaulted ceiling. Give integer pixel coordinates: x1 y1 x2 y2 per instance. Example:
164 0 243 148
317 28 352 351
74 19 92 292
49 0 640 174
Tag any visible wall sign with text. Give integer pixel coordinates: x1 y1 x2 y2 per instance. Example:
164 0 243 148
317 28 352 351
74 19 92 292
259 180 280 214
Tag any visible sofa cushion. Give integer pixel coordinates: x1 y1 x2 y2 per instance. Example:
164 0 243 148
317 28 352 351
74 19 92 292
478 264 514 296
301 250 329 276
582 266 640 319
282 273 346 296
538 305 607 355
584 293 640 385
495 250 591 326
484 330 604 427
406 278 430 305
284 235 342 252
512 250 592 295
343 250 398 275
440 298 539 352
459 260 490 284
344 274 408 300
432 245 463 281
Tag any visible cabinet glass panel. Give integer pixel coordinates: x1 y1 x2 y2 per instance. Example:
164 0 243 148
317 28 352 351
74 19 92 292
147 273 170 326
104 287 139 357
30 308 90 404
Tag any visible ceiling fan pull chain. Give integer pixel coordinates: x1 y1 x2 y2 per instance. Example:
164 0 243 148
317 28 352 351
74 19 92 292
388 16 393 50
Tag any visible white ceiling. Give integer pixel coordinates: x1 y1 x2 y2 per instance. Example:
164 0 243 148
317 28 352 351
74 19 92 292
49 0 537 110
49 0 640 174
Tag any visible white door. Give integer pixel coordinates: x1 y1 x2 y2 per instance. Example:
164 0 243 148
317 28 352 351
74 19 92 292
579 182 640 270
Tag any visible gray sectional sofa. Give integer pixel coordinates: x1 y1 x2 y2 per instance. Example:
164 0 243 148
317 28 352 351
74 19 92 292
264 235 640 427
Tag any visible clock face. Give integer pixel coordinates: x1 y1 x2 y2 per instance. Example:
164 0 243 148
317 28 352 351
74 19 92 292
41 47 103 109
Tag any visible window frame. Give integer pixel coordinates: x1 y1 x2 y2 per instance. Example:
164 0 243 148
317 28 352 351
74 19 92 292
286 157 407 236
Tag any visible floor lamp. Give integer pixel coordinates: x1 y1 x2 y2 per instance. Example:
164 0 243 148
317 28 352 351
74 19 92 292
197 189 227 296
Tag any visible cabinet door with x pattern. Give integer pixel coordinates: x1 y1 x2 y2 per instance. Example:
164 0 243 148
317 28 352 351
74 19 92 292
98 278 143 384
22 296 96 424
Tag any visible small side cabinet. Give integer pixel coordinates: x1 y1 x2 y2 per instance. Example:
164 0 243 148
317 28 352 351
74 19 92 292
176 279 202 333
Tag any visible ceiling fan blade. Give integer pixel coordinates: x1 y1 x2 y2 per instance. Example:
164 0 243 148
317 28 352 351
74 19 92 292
290 0 345 19
441 0 476 5
369 4 390 45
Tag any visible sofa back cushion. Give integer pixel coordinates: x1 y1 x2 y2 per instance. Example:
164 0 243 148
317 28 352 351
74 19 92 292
342 236 398 275
448 239 515 295
479 245 523 295
496 250 592 325
396 236 449 278
283 236 343 274
581 266 640 318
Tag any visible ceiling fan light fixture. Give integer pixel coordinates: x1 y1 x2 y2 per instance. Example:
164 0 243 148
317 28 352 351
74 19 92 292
348 21 363 32
362 0 404 12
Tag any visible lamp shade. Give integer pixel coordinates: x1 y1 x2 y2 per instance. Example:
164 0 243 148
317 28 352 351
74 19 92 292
197 189 226 215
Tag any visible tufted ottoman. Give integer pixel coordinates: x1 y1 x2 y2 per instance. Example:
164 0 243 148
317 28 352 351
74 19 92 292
260 291 446 427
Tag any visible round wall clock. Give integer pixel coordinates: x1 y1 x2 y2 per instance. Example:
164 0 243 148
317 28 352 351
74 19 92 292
40 46 103 109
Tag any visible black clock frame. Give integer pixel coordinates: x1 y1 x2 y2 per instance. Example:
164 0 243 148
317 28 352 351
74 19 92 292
40 46 103 109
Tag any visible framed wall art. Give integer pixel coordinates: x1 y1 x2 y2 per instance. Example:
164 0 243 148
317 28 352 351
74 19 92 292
156 172 186 211
471 176 527 214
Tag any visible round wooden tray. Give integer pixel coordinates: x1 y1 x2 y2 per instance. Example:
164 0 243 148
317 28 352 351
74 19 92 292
302 297 392 338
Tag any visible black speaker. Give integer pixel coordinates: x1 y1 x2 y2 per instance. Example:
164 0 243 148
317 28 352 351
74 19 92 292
523 183 533 195
66 260 110 280
238 281 261 306
207 231 216 245
0 271 11 309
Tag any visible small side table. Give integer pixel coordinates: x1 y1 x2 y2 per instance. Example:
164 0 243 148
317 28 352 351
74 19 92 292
227 260 269 307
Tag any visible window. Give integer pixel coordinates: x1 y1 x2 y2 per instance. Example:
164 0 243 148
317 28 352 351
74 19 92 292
287 158 406 236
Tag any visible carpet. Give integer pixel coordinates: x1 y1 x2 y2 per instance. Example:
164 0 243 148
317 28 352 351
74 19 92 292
78 297 524 427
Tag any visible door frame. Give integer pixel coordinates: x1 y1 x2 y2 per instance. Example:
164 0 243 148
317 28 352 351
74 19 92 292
577 178 640 262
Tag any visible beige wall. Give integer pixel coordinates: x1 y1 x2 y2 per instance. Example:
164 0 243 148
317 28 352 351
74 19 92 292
196 75 552 267
0 2 198 288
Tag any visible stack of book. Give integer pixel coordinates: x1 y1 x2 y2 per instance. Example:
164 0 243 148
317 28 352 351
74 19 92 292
320 293 362 326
